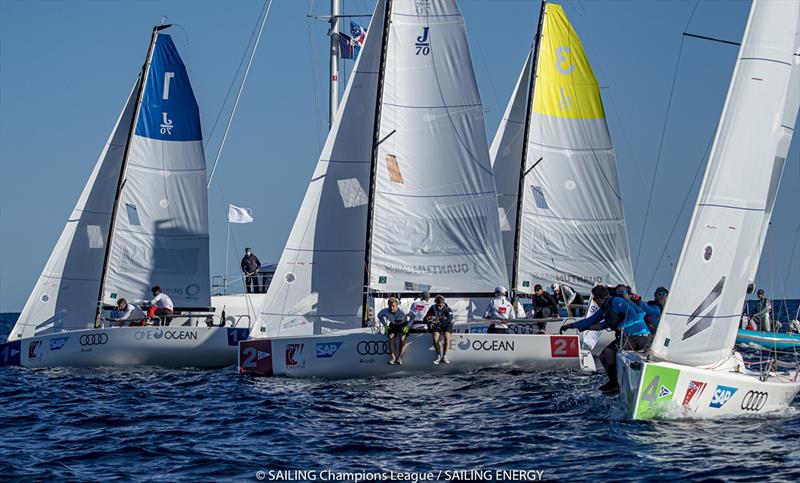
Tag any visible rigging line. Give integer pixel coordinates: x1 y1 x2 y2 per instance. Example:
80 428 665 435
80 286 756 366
633 0 700 274
642 131 713 296
207 0 274 188
683 32 740 47
203 2 268 151
307 20 324 149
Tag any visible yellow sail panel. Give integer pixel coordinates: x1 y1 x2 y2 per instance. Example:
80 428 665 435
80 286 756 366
533 3 605 120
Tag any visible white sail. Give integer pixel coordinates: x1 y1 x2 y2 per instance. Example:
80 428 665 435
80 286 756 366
510 3 634 295
8 85 138 341
253 0 386 337
103 33 210 310
489 52 532 287
369 0 508 293
651 0 800 367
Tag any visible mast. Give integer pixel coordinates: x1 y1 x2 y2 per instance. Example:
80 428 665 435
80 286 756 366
510 0 547 299
94 24 171 326
361 0 393 325
329 0 341 128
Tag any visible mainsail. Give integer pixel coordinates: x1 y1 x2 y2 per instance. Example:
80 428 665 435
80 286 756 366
102 33 210 309
254 0 507 337
368 0 507 293
650 0 800 367
493 3 635 295
9 29 209 341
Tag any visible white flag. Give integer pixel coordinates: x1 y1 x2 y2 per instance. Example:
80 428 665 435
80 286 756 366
227 204 254 224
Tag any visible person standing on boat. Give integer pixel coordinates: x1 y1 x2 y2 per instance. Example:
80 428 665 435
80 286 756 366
407 291 434 333
425 295 454 364
531 284 558 332
551 283 578 317
752 289 773 332
377 297 408 365
109 298 147 327
149 285 174 326
484 286 515 334
241 248 262 294
559 285 649 393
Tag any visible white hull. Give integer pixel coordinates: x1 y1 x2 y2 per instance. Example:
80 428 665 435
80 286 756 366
617 351 800 420
0 326 249 369
211 293 265 328
239 331 593 378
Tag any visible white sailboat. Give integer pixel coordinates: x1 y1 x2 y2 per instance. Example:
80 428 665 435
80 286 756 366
489 1 633 355
617 0 800 419
0 26 248 369
238 0 591 377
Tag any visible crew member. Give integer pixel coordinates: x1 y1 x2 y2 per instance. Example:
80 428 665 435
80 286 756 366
407 291 434 333
241 248 262 294
425 295 454 364
752 289 773 332
484 286 515 334
552 283 577 317
560 285 650 393
377 297 408 365
637 287 668 333
110 298 147 327
149 285 174 326
531 284 558 332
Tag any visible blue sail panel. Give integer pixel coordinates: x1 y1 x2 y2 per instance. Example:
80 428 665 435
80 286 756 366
135 33 202 142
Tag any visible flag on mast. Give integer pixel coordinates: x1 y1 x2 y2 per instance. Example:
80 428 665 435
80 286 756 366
227 204 254 224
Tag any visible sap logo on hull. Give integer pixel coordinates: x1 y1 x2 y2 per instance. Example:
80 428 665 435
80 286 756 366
316 342 343 358
49 336 69 351
709 385 738 409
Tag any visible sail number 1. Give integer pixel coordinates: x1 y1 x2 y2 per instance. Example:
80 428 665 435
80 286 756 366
162 72 175 100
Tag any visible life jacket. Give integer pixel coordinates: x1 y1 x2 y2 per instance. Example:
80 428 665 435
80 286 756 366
644 300 664 330
603 296 649 337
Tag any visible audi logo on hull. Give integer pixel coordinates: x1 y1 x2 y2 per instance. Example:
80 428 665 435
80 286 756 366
740 390 768 412
357 341 390 356
79 333 109 346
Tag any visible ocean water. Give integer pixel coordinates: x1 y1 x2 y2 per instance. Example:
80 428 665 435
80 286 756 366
1 312 799 481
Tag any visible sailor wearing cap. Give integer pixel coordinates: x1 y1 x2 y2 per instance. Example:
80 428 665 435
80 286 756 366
637 286 669 333
484 286 515 334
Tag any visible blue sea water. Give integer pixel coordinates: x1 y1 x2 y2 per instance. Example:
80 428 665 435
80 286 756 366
1 311 799 481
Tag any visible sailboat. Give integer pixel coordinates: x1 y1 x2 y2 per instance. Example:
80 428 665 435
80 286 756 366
238 0 592 377
617 0 800 419
0 25 248 369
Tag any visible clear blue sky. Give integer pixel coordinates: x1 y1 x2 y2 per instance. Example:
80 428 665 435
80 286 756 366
1 0 798 312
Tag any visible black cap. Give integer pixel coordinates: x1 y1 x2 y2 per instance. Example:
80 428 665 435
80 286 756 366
757 288 765 295
421 291 430 299
534 284 543 291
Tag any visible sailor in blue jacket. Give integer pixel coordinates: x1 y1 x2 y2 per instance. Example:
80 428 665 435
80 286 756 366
560 284 651 393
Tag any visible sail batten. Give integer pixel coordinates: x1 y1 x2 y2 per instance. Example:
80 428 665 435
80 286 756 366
650 0 800 367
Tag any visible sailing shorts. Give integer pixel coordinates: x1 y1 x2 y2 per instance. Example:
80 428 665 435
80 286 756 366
387 323 409 336
430 320 453 333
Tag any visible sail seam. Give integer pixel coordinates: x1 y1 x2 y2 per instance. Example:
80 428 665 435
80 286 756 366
697 203 765 212
381 102 482 109
375 190 496 199
739 56 791 66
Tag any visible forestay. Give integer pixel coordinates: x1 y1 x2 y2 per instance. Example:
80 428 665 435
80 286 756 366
103 34 210 310
369 0 507 293
253 1 386 337
9 86 138 341
489 53 532 286
510 3 634 294
651 0 800 367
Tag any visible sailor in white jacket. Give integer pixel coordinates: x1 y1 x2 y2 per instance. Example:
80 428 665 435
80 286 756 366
484 286 516 333
407 291 434 332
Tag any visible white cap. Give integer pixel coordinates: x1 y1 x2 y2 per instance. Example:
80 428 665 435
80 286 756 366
552 283 560 291
494 286 507 294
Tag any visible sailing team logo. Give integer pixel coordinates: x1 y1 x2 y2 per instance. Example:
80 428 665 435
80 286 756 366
682 380 708 411
709 385 738 409
285 344 305 368
28 340 42 360
682 276 725 340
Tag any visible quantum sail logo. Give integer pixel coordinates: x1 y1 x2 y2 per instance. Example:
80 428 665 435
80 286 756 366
682 276 725 340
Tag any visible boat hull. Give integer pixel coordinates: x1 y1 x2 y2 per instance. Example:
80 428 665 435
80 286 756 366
238 331 591 378
617 351 800 420
0 326 249 369
736 329 800 350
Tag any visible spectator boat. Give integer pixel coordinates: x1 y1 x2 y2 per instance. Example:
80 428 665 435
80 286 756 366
239 0 595 377
0 26 247 369
616 0 800 419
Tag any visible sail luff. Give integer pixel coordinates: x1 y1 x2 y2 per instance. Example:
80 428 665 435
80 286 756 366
510 0 547 296
361 0 394 324
95 25 166 324
650 0 800 367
